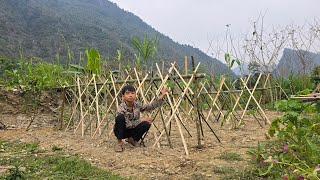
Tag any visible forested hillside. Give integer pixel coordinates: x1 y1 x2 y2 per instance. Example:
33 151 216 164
0 0 233 75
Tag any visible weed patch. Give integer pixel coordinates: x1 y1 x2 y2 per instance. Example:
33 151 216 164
217 152 244 161
212 165 234 174
0 140 126 179
220 168 261 180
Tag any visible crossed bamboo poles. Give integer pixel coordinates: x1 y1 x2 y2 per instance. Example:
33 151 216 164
61 62 285 155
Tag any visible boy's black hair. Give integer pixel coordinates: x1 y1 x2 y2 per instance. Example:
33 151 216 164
121 84 136 95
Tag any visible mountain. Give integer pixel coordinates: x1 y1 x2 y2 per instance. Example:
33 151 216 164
273 48 320 76
0 0 233 75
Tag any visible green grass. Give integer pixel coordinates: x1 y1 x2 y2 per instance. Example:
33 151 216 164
212 165 234 174
216 152 244 161
0 141 126 180
212 165 262 180
190 173 207 180
220 168 261 180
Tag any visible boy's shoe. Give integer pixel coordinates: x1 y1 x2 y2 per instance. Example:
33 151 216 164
114 143 124 152
127 137 139 147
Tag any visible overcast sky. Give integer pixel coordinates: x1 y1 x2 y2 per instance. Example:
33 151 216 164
109 0 319 57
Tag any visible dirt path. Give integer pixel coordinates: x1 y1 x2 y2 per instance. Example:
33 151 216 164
0 111 280 179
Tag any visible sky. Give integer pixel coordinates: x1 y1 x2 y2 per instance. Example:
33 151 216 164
109 0 319 60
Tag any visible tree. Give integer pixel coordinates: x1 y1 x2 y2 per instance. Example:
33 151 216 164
243 15 289 73
288 19 320 75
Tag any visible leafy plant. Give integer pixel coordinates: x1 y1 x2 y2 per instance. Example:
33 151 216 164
85 48 101 75
224 53 240 71
2 57 68 90
0 57 17 78
273 74 314 96
5 162 25 180
311 65 320 77
250 99 320 179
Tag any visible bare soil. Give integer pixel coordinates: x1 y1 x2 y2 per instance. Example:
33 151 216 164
0 90 280 179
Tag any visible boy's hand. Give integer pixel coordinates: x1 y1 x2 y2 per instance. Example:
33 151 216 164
160 87 169 99
141 117 153 123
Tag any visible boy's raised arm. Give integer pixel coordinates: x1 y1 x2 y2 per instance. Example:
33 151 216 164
159 87 169 100
141 87 169 112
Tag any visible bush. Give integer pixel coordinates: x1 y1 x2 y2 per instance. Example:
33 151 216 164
2 57 69 91
273 74 314 96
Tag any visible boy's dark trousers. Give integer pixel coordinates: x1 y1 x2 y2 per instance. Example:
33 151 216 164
114 114 151 141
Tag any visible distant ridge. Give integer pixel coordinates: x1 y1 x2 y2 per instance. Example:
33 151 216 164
273 48 320 76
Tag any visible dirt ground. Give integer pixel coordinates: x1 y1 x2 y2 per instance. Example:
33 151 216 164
0 90 281 179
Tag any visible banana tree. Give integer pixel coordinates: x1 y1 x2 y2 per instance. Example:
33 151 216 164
85 48 101 75
130 34 159 72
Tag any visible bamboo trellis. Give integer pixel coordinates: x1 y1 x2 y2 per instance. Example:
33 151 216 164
59 60 287 155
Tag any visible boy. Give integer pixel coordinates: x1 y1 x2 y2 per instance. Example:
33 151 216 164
114 84 169 152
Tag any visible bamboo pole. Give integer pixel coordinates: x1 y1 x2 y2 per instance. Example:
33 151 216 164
160 107 173 148
86 77 92 136
240 73 262 121
54 74 205 89
92 76 130 137
153 63 201 155
204 77 225 123
77 77 84 136
134 68 161 148
184 56 189 124
59 87 66 130
240 78 270 124
73 78 109 134
66 76 95 131
93 75 101 135
191 56 201 148
226 75 251 125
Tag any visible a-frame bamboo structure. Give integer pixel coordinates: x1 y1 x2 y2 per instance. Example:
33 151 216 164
59 59 287 155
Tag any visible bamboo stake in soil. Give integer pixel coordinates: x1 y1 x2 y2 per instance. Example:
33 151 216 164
240 77 270 124
192 56 202 148
184 56 189 125
153 63 201 155
59 87 66 130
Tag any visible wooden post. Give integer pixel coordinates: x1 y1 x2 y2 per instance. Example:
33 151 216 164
192 56 202 148
266 73 273 103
